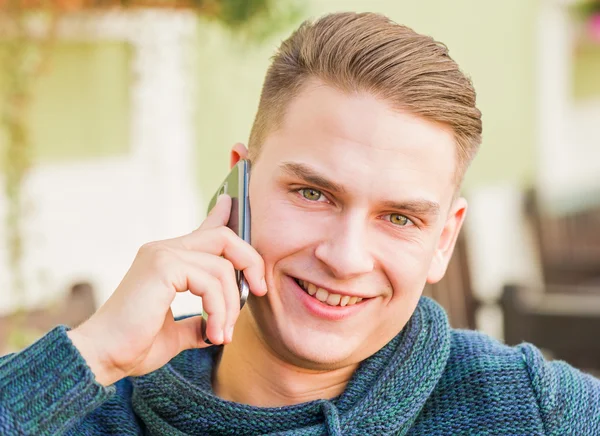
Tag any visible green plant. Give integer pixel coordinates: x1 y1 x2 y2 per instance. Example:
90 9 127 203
570 0 600 43
571 0 600 18
0 4 58 303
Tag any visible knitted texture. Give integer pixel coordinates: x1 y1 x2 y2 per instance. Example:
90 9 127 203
129 296 450 435
0 325 115 435
1 296 599 435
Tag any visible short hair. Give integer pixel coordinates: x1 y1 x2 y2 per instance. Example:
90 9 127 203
248 12 482 185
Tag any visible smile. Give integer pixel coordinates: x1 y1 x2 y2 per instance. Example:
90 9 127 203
293 278 364 307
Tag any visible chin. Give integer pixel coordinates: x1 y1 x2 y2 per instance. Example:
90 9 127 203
280 330 358 369
248 297 361 369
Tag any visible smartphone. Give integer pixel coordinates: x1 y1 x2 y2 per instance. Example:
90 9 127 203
201 159 251 344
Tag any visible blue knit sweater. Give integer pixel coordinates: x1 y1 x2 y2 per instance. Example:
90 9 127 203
1 297 599 435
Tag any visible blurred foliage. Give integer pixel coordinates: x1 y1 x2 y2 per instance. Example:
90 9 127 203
0 0 302 324
0 0 303 40
571 0 600 19
0 6 45 302
199 0 303 42
570 0 600 44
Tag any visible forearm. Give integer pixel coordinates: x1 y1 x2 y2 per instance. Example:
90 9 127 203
0 326 115 435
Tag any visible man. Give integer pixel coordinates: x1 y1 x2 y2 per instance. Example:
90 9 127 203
1 11 599 435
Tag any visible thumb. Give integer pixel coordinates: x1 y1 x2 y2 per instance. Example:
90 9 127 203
175 315 212 351
200 194 232 230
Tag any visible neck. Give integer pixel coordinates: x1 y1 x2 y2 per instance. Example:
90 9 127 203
213 310 357 407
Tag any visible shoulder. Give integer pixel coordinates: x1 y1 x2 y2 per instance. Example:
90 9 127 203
517 340 600 434
445 329 532 384
411 329 547 433
441 329 600 434
446 328 582 394
449 328 520 358
442 329 538 398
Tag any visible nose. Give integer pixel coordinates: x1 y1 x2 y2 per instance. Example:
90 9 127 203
314 213 374 279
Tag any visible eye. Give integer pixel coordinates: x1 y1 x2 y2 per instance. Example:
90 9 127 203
385 213 412 227
299 188 325 202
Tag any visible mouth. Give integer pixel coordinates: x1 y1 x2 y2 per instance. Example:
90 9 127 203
292 277 365 308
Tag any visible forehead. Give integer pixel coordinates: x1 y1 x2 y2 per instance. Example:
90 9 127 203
261 81 457 206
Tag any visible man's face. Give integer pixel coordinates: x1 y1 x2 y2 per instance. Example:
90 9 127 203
246 80 465 369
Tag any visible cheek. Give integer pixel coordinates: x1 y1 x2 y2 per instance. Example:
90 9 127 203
250 198 328 264
377 235 437 298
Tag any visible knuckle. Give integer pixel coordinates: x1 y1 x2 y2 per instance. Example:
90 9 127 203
139 241 169 256
217 257 236 277
245 251 264 274
138 241 158 256
200 273 222 296
215 226 236 243
149 246 175 271
208 274 223 291
253 251 265 269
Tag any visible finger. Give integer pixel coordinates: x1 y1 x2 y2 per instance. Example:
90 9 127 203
174 315 211 351
174 250 240 341
179 227 267 297
215 232 266 298
199 194 231 231
183 264 227 344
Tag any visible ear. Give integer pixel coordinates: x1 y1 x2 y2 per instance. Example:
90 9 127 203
230 143 249 169
426 197 468 284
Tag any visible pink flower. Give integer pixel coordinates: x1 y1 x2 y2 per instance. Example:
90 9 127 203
588 13 600 42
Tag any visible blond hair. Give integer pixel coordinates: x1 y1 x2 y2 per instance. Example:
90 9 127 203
248 12 482 184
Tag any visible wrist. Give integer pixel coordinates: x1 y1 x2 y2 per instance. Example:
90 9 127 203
67 327 122 387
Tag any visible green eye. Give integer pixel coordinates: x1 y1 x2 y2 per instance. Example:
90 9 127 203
389 214 409 226
300 188 323 201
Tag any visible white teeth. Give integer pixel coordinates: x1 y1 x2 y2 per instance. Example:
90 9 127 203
315 288 328 302
296 278 364 307
326 293 341 306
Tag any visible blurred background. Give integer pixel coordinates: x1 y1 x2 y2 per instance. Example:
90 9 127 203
1 0 599 374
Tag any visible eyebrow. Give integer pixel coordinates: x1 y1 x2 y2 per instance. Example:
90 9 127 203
279 162 346 193
381 199 440 217
279 161 441 217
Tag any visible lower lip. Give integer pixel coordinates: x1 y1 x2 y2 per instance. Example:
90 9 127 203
287 275 368 321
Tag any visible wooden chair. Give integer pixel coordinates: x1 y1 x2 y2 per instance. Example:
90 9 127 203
501 190 600 373
525 189 600 287
502 283 600 373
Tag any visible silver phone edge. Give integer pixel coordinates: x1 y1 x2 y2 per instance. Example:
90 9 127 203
202 159 250 345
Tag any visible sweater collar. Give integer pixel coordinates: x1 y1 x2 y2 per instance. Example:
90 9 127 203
131 296 451 435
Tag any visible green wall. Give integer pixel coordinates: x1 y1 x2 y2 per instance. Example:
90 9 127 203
1 1 542 203
0 42 130 168
573 41 600 100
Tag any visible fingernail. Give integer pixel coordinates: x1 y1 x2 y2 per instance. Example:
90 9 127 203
227 326 234 342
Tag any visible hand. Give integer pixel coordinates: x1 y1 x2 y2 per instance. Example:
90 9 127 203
67 195 266 386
